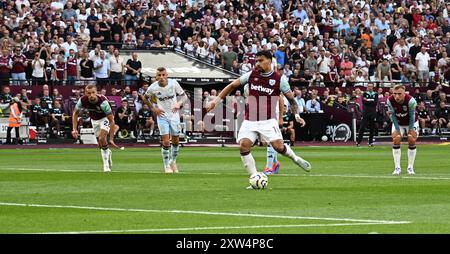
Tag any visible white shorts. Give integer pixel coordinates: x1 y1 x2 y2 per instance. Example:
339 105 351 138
91 117 111 137
392 121 419 137
237 119 283 144
157 116 181 136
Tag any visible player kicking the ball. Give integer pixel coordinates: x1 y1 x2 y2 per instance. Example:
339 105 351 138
142 67 188 173
72 84 117 172
206 50 311 185
387 84 419 175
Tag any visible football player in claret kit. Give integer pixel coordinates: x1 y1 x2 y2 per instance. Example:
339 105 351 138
387 85 419 175
243 85 285 175
71 84 117 172
206 50 311 188
142 67 189 173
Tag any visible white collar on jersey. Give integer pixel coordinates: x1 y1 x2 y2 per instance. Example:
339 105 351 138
260 68 274 77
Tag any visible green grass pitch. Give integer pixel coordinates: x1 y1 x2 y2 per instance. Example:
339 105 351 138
1 144 450 234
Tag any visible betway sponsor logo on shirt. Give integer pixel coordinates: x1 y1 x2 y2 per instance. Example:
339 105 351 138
159 95 175 102
250 84 274 95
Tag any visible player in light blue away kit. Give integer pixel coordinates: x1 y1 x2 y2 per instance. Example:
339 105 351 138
142 67 189 173
387 85 419 175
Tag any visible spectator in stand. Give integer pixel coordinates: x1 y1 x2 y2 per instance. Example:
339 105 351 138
109 49 125 86
52 88 64 104
120 86 132 100
62 35 78 58
239 56 252 75
50 100 67 138
416 46 431 86
31 52 46 86
377 58 392 85
79 51 95 86
310 72 324 87
304 51 318 73
94 50 110 87
434 92 448 106
431 101 450 134
0 48 12 87
18 88 30 112
137 103 155 137
54 55 66 86
107 87 122 109
158 10 171 38
340 55 354 81
11 47 28 85
222 45 238 71
293 87 305 114
30 97 41 127
125 52 142 87
417 101 431 135
90 23 104 49
391 57 403 83
66 49 78 86
115 99 136 139
306 93 321 113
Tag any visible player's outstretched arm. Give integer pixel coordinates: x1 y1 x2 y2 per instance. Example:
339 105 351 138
206 78 242 112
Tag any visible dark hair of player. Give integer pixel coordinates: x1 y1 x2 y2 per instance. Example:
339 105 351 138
255 50 273 61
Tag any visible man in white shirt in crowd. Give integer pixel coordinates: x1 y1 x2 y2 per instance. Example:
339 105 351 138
415 46 430 85
62 35 78 58
94 51 110 87
109 48 124 86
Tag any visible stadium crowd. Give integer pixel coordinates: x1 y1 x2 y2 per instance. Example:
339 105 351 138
1 0 450 142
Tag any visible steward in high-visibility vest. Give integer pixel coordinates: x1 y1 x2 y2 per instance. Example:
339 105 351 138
6 97 22 144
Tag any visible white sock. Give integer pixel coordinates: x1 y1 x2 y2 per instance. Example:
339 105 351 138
101 148 110 167
171 144 179 162
162 146 170 167
408 146 416 169
280 144 297 161
241 152 257 176
266 145 276 169
272 146 278 164
392 146 401 169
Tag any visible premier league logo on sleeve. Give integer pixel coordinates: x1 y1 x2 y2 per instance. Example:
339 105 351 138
269 79 276 86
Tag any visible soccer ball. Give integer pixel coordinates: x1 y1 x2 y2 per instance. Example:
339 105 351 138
249 172 269 189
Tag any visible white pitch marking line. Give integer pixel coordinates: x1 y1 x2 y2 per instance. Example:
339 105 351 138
34 222 407 234
4 168 450 180
0 202 410 224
